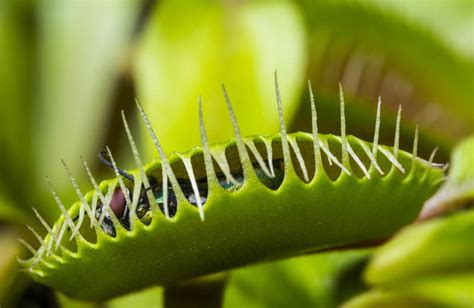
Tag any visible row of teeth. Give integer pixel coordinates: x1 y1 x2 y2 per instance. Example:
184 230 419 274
20 75 443 272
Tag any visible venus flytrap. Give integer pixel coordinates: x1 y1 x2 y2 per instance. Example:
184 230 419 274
19 77 444 301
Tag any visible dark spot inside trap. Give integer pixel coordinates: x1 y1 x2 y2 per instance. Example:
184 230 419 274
93 159 285 236
255 160 284 190
95 204 118 237
217 171 244 191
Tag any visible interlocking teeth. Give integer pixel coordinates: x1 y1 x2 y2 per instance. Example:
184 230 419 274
122 111 158 214
180 155 205 221
46 177 78 237
222 85 253 179
198 97 218 187
24 79 442 270
309 81 323 173
274 72 292 174
394 105 402 158
339 83 350 169
136 100 185 203
105 147 133 225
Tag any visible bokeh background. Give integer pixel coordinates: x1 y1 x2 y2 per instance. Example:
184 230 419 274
0 1 472 307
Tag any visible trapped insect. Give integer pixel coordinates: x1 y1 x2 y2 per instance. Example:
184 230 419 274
20 76 444 300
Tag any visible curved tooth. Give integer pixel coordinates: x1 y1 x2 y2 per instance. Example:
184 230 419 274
81 156 108 218
180 155 205 221
106 147 134 225
347 143 371 179
17 239 52 268
319 139 351 176
31 208 58 255
27 225 46 248
321 139 333 166
288 136 309 182
372 97 382 159
122 111 158 213
263 139 275 177
309 81 322 172
55 221 68 250
81 158 106 204
222 85 253 179
99 184 117 225
411 126 419 171
211 150 239 186
394 105 402 158
136 100 185 202
422 147 439 180
274 72 292 173
32 207 58 246
198 97 218 186
338 83 350 168
46 177 78 237
356 139 384 175
245 139 273 178
61 161 94 240
18 238 37 256
162 168 169 219
378 146 405 173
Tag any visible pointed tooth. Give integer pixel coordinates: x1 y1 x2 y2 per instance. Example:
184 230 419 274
46 177 77 234
221 85 253 178
309 81 322 172
422 147 439 179
105 147 134 225
356 138 384 175
372 97 382 159
198 97 218 186
99 184 116 225
274 72 292 173
18 238 37 255
245 139 273 178
32 207 58 244
338 83 350 168
394 105 402 158
411 125 419 170
263 139 275 177
347 143 371 179
180 155 205 221
27 225 46 247
61 160 93 223
162 168 169 219
211 149 240 186
135 100 185 201
55 221 68 250
122 111 158 212
288 136 309 182
81 157 107 204
319 139 351 176
379 146 405 173
69 206 85 241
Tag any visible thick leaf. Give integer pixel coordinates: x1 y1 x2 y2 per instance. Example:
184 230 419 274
420 135 474 219
224 250 370 308
365 210 474 285
345 274 474 308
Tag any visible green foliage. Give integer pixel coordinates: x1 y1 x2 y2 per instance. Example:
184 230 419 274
297 0 474 157
346 210 474 307
21 93 443 300
134 2 306 157
224 250 370 308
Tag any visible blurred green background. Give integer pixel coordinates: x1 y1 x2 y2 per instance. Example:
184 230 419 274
0 0 472 307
